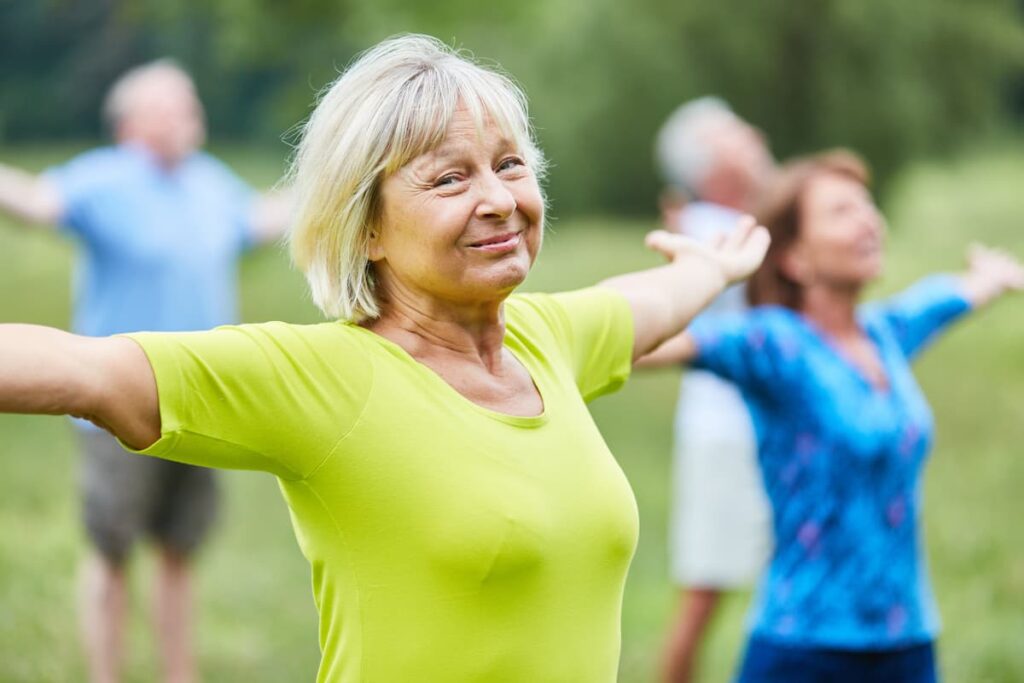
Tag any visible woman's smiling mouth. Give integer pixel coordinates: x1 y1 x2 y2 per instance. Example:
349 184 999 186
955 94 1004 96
468 232 522 253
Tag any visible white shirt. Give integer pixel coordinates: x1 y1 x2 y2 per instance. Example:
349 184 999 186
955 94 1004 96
676 202 754 428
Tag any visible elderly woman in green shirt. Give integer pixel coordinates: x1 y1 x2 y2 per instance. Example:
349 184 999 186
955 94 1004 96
0 35 768 681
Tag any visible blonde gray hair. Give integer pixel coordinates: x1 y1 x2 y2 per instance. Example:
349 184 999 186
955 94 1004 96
288 34 547 322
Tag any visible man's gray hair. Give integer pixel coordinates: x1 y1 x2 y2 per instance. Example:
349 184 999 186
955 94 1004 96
102 58 193 128
654 96 736 196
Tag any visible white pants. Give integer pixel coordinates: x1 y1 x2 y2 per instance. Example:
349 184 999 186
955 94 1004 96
669 371 772 588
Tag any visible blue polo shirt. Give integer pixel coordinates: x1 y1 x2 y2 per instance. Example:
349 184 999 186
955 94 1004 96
689 276 972 649
46 144 253 336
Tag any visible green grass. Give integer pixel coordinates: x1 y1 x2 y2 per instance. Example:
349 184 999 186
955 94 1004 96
0 142 1022 682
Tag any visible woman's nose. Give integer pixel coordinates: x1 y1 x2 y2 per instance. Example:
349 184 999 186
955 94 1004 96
475 172 517 220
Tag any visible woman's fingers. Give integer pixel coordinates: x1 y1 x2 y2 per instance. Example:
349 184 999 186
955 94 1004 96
723 215 757 250
644 229 700 261
749 225 772 260
967 243 1024 292
645 220 771 285
643 229 677 260
1002 256 1024 289
729 225 771 282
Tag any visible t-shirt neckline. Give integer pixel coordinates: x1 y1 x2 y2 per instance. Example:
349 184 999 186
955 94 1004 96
341 322 550 429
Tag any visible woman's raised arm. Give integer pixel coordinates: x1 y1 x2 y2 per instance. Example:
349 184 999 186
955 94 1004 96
0 325 160 449
599 216 769 361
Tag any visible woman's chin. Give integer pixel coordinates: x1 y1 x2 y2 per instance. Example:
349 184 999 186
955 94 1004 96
470 258 532 292
853 255 884 285
833 265 882 292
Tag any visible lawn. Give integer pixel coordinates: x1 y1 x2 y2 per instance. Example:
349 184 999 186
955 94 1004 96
0 142 1021 682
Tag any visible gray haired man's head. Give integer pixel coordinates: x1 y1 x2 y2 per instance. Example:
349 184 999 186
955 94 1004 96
102 59 206 166
655 97 735 195
655 97 774 212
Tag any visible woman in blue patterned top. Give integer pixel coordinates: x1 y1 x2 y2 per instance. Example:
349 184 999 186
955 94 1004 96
639 150 1023 682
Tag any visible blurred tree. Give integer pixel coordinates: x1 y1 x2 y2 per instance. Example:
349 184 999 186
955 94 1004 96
0 0 151 139
1 0 1022 215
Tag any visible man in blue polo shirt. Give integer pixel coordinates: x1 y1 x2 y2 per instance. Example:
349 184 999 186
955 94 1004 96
0 60 290 683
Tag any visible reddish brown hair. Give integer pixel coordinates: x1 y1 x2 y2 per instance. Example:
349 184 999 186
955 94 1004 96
747 149 871 309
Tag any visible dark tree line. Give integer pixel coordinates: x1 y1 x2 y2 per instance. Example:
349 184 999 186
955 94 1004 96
2 0 1022 215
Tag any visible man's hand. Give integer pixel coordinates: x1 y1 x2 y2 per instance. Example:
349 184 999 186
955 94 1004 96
0 163 63 227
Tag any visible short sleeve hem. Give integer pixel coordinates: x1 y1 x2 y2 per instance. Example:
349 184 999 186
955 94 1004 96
528 286 634 402
115 332 298 478
584 287 634 401
117 333 187 456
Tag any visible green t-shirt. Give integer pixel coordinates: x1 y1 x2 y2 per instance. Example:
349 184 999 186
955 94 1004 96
127 287 638 682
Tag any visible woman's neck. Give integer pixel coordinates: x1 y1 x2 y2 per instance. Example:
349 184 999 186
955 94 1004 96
800 283 863 337
364 282 509 370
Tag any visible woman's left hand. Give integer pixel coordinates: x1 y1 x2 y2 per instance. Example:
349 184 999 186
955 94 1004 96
644 215 770 287
601 214 769 362
961 243 1024 307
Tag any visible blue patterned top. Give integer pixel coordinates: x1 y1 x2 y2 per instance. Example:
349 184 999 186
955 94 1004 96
689 275 972 649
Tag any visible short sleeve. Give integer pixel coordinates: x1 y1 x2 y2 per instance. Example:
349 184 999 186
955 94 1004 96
511 287 634 402
688 309 796 395
868 275 972 361
122 322 373 480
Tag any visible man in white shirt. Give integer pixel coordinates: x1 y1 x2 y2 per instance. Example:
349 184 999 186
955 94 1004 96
654 97 775 683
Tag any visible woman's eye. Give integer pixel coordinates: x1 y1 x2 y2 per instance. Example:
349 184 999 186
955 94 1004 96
498 157 525 172
434 174 461 187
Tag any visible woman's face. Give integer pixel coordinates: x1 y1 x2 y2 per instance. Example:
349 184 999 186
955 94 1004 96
373 107 544 311
787 172 885 292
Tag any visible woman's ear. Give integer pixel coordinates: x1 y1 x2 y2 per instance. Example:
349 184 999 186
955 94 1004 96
367 226 384 263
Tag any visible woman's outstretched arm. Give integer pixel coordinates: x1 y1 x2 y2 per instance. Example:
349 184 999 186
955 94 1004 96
0 325 160 449
878 244 1022 360
633 330 699 369
599 216 769 361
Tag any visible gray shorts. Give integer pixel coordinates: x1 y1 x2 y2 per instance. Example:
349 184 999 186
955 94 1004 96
77 428 219 564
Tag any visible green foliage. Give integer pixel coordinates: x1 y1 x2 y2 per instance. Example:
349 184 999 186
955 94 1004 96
1 0 1023 211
